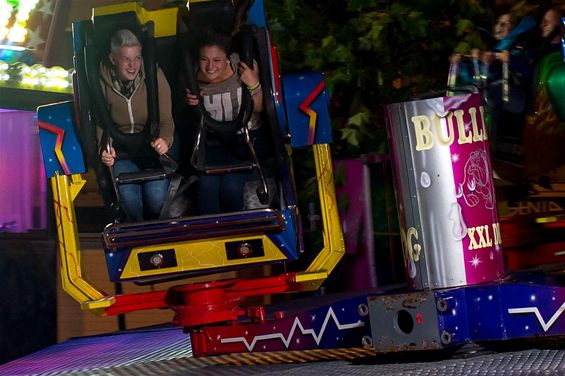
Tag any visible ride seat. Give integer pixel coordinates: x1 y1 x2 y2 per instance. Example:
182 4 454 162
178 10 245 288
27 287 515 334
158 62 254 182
178 2 271 206
78 11 184 220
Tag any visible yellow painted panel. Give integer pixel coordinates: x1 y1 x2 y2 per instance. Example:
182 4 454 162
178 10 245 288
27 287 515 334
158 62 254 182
93 2 139 16
293 271 328 283
93 3 178 37
52 175 108 305
82 297 116 311
305 145 345 275
119 234 288 279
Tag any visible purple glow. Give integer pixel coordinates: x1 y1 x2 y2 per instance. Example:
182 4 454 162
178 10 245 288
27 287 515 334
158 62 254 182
0 109 46 233
0 328 191 374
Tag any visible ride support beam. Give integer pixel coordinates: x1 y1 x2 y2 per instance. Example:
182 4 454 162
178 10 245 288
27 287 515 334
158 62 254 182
302 144 345 287
51 173 114 312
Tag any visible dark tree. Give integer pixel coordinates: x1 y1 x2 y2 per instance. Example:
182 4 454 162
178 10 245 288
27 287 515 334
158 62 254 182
265 0 493 157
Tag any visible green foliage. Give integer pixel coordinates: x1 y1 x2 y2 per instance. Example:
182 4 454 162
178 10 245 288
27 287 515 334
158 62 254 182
264 0 493 235
265 0 493 158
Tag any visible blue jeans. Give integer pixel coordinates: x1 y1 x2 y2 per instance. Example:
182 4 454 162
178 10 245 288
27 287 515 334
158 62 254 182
197 140 250 214
113 159 169 221
198 173 248 214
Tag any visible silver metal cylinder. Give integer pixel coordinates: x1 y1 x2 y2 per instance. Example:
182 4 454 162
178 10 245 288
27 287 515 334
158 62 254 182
385 93 505 289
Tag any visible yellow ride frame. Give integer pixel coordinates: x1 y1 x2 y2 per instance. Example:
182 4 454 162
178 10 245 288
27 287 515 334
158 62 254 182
52 145 344 312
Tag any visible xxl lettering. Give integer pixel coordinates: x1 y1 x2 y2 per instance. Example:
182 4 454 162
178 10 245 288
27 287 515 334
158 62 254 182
492 222 501 246
467 222 501 250
476 225 491 248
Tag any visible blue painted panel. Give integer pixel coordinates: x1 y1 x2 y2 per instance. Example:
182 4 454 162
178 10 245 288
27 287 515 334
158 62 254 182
262 30 288 139
268 208 299 260
37 101 85 178
104 246 131 282
435 289 471 345
283 72 332 147
500 283 565 339
464 285 507 340
71 21 87 53
248 0 266 28
437 282 565 342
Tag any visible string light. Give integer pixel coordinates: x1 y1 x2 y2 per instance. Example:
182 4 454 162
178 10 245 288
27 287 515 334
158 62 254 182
0 0 72 92
0 0 41 44
0 61 9 81
0 1 13 41
0 61 73 92
0 1 72 92
7 24 27 43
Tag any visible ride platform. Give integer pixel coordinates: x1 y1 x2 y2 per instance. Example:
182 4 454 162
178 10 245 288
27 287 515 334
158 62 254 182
2 324 564 375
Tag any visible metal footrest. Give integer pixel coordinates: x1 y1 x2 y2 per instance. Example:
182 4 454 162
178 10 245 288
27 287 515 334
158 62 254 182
103 209 285 249
115 168 167 184
204 162 256 174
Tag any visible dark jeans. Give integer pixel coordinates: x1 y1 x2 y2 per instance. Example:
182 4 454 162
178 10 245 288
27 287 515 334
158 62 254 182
196 130 269 215
113 158 169 221
198 172 248 214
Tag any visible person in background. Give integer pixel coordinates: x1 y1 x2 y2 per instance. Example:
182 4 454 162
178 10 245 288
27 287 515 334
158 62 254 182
449 5 537 160
482 7 535 152
99 28 175 221
448 8 518 87
522 4 565 179
529 5 564 77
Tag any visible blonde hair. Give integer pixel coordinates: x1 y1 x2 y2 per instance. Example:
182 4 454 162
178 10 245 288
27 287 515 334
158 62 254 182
110 29 141 55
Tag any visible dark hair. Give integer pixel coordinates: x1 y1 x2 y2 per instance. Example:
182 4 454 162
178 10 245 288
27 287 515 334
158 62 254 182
494 5 518 27
546 5 563 18
233 0 253 34
196 26 233 56
534 1 562 22
542 5 564 39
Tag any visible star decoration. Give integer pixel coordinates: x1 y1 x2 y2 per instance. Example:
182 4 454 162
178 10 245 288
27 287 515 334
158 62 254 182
26 24 45 50
38 0 54 16
451 153 460 163
464 122 472 133
470 255 481 268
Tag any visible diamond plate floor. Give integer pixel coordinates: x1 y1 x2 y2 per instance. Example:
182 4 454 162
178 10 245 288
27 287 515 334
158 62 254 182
1 326 564 375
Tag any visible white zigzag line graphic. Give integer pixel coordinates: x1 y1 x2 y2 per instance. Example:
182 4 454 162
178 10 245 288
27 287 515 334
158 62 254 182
220 307 365 351
508 301 565 332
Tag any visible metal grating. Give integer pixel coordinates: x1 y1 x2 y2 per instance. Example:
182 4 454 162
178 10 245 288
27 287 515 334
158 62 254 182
0 327 192 376
30 348 379 376
2 326 565 376
36 348 565 376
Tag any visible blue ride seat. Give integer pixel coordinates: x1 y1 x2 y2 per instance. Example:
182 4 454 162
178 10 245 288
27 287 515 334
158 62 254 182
75 11 189 221
178 1 276 207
